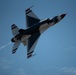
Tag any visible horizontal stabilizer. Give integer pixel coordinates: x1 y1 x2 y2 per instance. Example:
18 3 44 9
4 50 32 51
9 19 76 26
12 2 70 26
11 24 19 36
12 40 21 54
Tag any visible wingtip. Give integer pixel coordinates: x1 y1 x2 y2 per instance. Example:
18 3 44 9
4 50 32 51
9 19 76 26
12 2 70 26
25 5 35 11
27 54 36 59
12 48 17 54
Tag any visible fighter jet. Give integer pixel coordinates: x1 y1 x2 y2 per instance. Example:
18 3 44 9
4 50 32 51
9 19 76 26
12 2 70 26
11 7 66 58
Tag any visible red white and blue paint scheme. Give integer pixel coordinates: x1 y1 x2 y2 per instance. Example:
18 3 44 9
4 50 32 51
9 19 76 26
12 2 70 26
11 7 66 58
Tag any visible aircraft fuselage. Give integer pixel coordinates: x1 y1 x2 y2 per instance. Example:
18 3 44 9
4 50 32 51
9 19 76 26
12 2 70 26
11 14 66 42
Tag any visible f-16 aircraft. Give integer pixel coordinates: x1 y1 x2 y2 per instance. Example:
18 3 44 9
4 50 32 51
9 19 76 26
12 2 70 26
11 7 66 58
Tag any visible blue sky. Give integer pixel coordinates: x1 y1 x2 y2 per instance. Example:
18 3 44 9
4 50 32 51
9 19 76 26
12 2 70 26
0 0 76 75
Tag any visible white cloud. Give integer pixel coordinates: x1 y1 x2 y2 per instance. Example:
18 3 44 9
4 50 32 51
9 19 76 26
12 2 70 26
0 58 28 75
41 66 76 75
59 67 76 75
64 46 76 51
0 58 12 70
18 68 27 75
12 68 28 75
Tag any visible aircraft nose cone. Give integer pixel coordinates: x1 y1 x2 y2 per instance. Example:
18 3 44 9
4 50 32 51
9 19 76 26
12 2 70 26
61 14 66 19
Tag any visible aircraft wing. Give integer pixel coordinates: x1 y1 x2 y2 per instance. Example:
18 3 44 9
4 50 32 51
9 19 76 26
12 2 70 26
11 24 19 36
27 32 40 58
12 41 21 54
25 7 40 27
